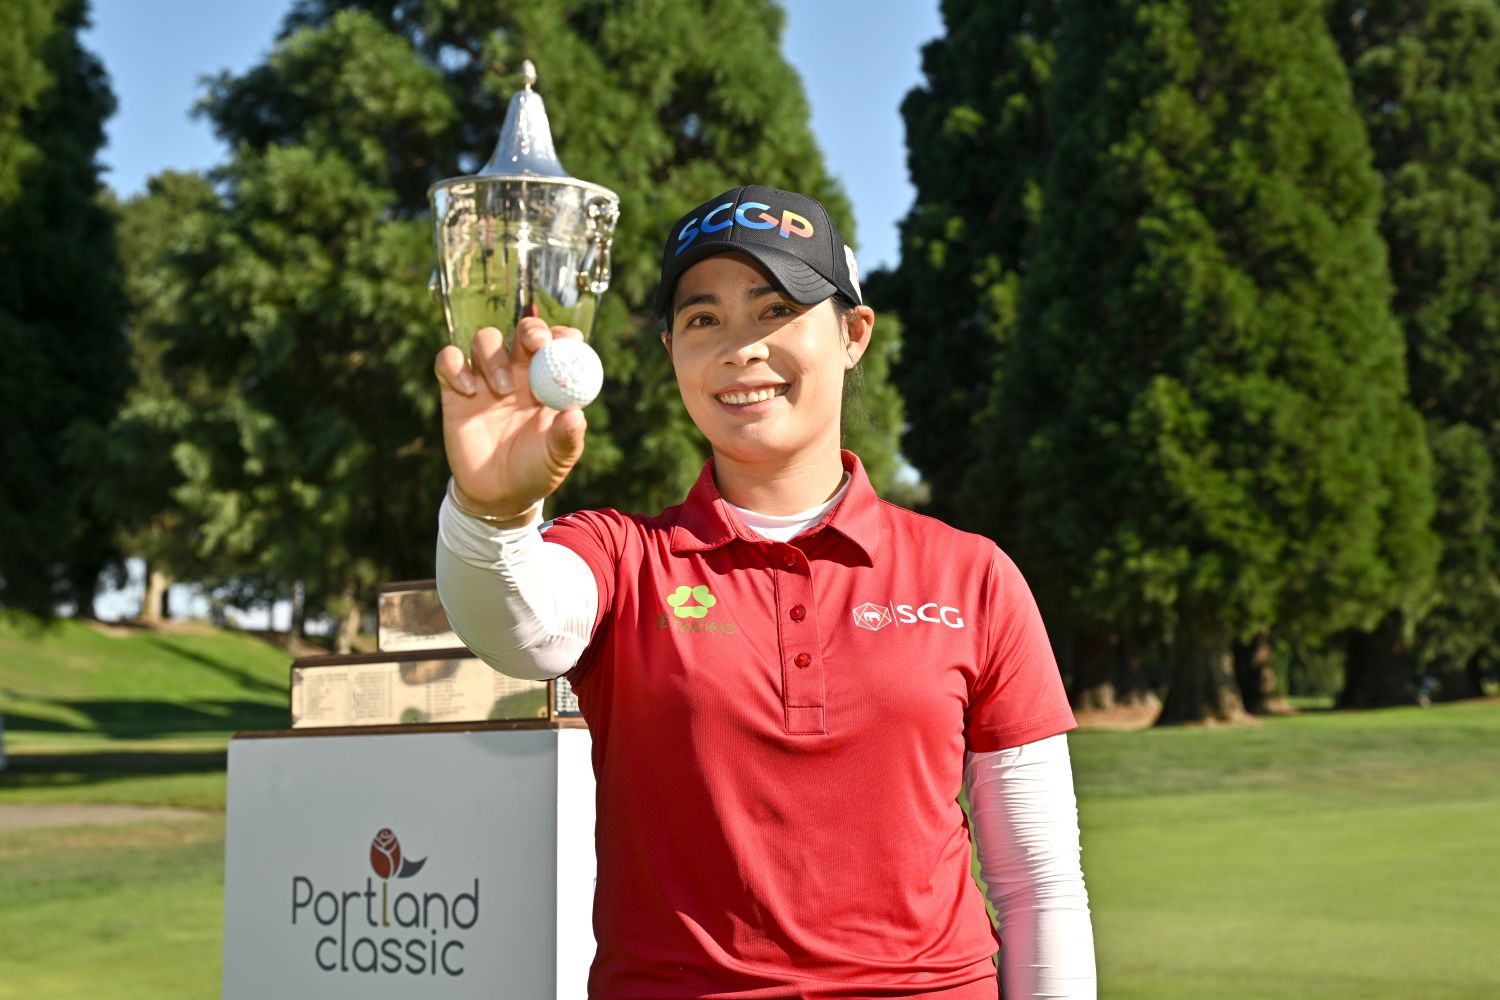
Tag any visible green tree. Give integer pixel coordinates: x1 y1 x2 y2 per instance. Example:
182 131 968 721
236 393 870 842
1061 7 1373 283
989 0 1438 723
0 0 127 618
97 172 224 624
139 0 901 647
1330 0 1500 705
879 1 1166 713
878 0 1058 528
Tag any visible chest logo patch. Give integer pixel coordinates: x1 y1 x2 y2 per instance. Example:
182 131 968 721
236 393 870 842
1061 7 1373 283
658 584 736 635
852 601 966 630
852 602 894 631
667 584 716 619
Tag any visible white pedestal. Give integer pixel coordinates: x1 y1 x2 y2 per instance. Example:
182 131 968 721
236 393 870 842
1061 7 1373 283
222 725 595 998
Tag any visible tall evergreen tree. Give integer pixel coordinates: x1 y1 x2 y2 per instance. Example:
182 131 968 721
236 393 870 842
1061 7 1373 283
0 0 127 618
881 0 1159 711
1330 0 1500 705
139 0 902 646
990 0 1438 723
880 0 1058 527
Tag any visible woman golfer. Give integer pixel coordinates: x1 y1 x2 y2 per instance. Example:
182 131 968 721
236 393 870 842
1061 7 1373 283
434 185 1096 999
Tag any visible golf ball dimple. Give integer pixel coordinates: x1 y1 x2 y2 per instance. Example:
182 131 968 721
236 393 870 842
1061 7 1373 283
528 338 603 411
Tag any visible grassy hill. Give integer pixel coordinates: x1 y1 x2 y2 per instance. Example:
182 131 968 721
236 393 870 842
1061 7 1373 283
0 617 292 744
0 618 295 809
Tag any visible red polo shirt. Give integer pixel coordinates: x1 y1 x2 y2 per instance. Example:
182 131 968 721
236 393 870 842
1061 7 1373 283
545 452 1075 999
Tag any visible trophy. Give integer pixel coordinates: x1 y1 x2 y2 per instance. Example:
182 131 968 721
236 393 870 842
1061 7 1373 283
429 60 620 360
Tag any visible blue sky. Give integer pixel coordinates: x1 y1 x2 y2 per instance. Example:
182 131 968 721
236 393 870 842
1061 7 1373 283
82 0 944 271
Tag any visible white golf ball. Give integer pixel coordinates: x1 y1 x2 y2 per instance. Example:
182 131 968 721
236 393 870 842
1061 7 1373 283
528 338 603 411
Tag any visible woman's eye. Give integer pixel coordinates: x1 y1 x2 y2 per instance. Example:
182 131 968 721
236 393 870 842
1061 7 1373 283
684 313 717 329
764 302 795 318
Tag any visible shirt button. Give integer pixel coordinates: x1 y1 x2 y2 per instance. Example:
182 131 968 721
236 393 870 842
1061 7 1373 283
790 604 806 622
782 551 797 568
794 652 811 669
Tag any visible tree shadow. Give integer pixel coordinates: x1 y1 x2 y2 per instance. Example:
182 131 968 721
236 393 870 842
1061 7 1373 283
142 635 288 697
0 748 229 792
1 699 287 739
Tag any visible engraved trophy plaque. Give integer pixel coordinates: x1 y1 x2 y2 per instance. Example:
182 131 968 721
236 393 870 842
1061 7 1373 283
429 60 620 360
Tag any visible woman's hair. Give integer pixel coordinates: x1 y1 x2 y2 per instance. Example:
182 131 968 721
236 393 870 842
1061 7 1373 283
830 295 869 435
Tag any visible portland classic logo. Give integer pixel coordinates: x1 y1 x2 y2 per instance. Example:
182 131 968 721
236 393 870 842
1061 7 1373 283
370 827 426 879
290 827 479 977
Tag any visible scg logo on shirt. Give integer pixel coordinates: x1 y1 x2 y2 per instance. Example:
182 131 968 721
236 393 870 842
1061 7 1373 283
852 601 965 631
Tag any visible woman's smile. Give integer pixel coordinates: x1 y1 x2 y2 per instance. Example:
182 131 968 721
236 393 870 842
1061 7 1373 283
715 382 791 409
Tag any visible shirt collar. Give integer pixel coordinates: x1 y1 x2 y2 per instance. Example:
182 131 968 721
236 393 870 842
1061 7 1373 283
669 450 881 562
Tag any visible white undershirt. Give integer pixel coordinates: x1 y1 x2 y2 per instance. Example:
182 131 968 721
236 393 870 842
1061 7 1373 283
435 489 1096 998
726 472 851 541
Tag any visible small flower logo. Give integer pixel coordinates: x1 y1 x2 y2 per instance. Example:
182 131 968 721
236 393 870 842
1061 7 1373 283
370 828 427 879
666 584 716 619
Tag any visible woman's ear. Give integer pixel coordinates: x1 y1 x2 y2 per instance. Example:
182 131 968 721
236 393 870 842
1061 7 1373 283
843 306 875 369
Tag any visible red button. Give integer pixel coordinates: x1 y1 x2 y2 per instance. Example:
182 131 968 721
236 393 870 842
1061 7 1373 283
794 653 811 668
790 605 806 622
782 552 797 568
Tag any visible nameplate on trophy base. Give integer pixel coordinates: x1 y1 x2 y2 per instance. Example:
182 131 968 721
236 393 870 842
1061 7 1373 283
290 650 581 729
378 579 461 652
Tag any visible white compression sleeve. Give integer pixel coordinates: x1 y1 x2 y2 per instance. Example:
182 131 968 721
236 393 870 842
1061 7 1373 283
434 491 598 680
965 734 1097 1000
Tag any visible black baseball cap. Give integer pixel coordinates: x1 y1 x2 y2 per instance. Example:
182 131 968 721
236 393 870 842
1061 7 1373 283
654 184 863 323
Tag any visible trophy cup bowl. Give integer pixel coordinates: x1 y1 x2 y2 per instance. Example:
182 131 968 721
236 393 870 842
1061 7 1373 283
429 61 620 361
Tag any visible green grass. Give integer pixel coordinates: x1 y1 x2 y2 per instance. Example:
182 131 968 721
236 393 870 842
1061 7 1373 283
1073 701 1500 999
1 618 1497 997
0 618 291 808
0 617 291 742
0 819 226 1000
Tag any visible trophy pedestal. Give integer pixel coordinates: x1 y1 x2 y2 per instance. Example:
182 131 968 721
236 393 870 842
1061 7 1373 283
222 581 596 999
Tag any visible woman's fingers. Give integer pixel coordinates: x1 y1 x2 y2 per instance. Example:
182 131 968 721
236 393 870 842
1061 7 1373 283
471 326 512 395
509 316 550 396
547 407 588 469
434 344 476 396
438 319 586 403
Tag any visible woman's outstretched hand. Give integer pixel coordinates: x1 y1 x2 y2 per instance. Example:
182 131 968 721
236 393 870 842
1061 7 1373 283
434 316 588 517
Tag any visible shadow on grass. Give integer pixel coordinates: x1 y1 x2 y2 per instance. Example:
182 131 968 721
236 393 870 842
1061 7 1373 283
142 634 288 697
0 747 228 795
2 699 286 739
2 749 226 776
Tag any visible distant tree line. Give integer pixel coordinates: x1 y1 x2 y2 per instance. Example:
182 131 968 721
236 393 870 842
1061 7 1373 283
4 0 1496 718
880 0 1500 719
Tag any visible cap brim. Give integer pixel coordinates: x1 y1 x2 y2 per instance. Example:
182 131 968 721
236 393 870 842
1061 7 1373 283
655 241 838 320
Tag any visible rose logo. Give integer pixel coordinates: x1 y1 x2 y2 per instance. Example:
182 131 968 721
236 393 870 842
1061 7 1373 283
370 828 427 879
370 828 402 878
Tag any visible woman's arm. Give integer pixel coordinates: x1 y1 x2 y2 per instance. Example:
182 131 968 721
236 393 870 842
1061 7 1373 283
965 733 1097 1000
435 490 599 680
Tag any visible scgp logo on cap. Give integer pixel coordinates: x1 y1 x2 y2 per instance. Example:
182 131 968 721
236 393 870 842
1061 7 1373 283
675 200 815 255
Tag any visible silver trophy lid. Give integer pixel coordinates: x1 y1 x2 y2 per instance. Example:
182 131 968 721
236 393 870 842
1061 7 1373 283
478 60 571 180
